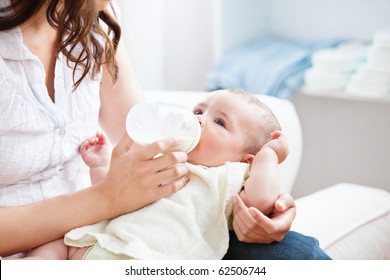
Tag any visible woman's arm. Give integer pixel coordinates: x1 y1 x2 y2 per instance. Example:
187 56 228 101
99 39 145 145
0 135 189 257
0 181 111 257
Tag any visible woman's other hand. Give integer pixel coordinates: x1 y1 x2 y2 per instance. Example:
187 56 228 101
231 192 296 243
102 134 189 216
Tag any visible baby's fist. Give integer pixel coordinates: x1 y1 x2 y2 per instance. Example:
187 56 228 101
263 131 289 163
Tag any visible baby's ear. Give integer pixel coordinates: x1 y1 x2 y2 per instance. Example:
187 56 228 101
240 154 255 167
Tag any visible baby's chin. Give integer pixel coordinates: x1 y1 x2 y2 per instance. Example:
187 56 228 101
187 153 224 168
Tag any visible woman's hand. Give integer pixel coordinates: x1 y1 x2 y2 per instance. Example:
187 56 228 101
231 192 296 243
102 134 190 216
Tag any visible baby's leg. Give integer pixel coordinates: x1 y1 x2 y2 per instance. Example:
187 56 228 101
24 239 68 260
68 246 89 260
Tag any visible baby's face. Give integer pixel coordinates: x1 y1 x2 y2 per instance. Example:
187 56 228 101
187 90 257 167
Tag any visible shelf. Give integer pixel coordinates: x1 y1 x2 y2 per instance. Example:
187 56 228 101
296 88 390 105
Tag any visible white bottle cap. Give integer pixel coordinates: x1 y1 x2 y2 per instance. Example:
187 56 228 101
126 102 201 152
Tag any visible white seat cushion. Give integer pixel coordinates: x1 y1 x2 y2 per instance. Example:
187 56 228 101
292 183 390 259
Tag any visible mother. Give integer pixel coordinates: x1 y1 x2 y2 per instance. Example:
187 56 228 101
0 0 329 259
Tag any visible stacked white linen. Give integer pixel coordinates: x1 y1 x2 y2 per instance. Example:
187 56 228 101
303 42 368 92
347 30 390 97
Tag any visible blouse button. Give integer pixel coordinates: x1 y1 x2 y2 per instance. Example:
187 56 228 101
55 127 66 138
59 127 66 137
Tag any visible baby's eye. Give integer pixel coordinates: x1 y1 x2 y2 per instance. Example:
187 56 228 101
194 110 203 115
215 118 226 127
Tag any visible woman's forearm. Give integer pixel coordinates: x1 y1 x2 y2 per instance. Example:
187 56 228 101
0 183 111 257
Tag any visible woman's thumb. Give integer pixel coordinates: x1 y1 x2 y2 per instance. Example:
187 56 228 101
113 133 134 155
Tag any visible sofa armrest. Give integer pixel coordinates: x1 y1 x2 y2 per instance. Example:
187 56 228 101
292 183 390 259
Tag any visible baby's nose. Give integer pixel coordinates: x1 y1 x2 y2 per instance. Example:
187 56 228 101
196 115 206 128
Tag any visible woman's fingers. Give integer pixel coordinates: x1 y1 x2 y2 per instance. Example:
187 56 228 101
151 150 188 171
105 134 191 215
113 133 134 156
137 138 185 160
153 163 188 185
231 195 290 243
231 195 256 241
156 175 190 197
274 192 295 213
130 138 189 186
130 139 189 184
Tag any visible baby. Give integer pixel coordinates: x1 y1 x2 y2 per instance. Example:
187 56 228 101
24 89 288 260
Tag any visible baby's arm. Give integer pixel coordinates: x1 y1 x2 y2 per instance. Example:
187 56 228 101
80 132 111 184
239 131 288 216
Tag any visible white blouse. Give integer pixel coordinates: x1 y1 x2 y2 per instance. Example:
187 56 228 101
0 16 102 206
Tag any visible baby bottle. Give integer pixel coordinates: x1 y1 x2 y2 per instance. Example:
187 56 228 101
126 102 201 152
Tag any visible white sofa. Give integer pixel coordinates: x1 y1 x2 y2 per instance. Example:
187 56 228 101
145 90 390 260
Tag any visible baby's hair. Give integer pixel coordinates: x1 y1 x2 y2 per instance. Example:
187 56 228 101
226 89 281 155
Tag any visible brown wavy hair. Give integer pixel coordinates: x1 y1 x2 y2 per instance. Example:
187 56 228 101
0 0 121 89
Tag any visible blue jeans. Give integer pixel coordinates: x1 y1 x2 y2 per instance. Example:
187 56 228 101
223 231 331 260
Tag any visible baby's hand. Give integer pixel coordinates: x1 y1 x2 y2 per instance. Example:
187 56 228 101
262 131 289 164
80 132 111 168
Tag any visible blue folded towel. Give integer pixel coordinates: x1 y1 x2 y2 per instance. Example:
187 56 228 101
207 36 342 99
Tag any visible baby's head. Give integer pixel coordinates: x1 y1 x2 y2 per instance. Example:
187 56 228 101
187 89 281 167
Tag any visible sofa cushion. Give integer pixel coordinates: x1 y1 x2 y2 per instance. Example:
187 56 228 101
292 183 390 259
